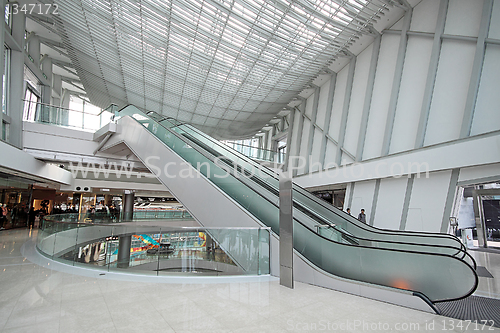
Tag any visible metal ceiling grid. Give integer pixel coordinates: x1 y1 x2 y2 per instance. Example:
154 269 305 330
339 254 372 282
53 0 393 138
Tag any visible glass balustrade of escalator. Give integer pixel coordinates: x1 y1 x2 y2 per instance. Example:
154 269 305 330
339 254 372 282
116 107 472 260
112 106 478 302
123 107 471 263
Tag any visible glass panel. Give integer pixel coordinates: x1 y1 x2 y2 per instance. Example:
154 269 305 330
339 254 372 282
114 106 477 301
38 214 270 277
147 108 466 255
296 222 477 302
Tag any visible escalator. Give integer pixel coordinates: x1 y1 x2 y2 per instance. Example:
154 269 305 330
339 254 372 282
100 105 477 309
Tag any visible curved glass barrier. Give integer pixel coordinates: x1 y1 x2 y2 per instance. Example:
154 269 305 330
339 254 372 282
114 106 477 301
37 214 270 277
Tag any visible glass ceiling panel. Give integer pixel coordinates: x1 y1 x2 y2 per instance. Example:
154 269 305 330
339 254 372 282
54 0 392 138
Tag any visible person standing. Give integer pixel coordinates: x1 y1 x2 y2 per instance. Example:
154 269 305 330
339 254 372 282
28 207 36 229
0 204 5 230
358 209 366 223
346 208 351 216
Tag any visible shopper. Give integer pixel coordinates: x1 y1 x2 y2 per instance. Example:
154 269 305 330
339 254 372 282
358 209 366 223
28 207 36 229
0 204 5 230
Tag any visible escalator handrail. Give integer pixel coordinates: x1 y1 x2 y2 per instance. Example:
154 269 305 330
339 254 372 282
118 109 479 303
170 122 473 265
119 107 473 264
157 112 466 247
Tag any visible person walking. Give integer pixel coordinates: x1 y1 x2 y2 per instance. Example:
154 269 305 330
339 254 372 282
358 209 366 223
0 204 5 230
28 207 36 229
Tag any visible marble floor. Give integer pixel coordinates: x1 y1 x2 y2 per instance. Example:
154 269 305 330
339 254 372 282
1 227 499 333
470 249 500 300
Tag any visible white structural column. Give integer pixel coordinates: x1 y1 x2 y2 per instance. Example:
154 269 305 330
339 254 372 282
0 0 5 138
41 56 53 105
346 182 355 210
459 0 494 138
53 75 63 106
61 88 71 109
335 53 356 166
441 169 460 233
369 179 381 226
28 34 40 69
9 11 26 148
399 174 415 230
284 109 295 172
414 0 449 148
319 73 336 168
292 100 306 177
381 4 412 156
303 85 320 174
356 33 381 161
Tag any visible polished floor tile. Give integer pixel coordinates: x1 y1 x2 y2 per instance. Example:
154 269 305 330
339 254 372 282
0 228 499 332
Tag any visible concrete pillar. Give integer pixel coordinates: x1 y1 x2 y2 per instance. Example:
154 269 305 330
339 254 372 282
123 191 134 221
61 89 71 109
41 57 52 105
8 11 26 148
279 174 293 289
117 235 132 268
0 0 4 135
104 194 112 206
28 34 40 69
473 188 487 248
52 75 62 104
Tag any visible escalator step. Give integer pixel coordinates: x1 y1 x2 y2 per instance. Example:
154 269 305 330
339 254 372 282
436 296 500 328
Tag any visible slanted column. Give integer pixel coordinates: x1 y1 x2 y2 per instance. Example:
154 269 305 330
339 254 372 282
8 10 25 148
28 34 40 68
41 56 53 105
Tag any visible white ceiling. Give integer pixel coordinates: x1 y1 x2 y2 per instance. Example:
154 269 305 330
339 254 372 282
50 0 404 139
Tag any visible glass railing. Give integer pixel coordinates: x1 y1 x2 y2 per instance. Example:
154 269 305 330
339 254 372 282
22 100 116 132
143 110 284 163
222 141 285 164
37 214 270 276
114 105 477 302
59 210 193 223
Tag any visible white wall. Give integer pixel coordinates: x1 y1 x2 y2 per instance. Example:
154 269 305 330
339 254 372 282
343 44 372 157
288 0 500 232
349 180 376 223
373 177 408 230
470 44 500 136
390 35 433 154
424 40 476 146
406 170 452 232
363 34 399 160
